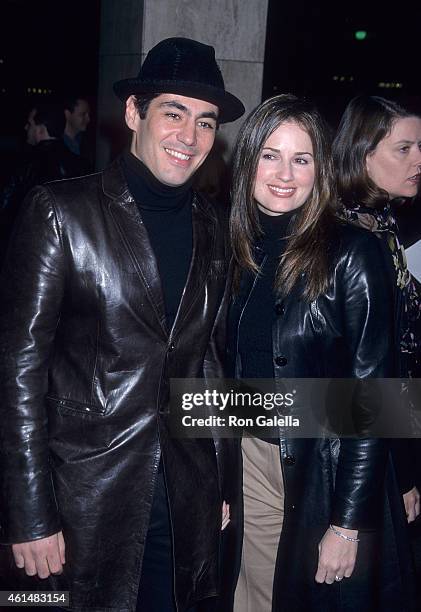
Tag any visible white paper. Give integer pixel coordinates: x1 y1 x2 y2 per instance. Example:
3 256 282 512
406 240 421 282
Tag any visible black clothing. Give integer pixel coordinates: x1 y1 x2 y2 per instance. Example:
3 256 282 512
122 152 192 608
229 222 396 382
238 210 294 381
225 220 416 611
393 197 421 249
0 158 233 612
1 139 88 213
122 152 193 327
122 150 193 211
341 202 420 371
341 202 421 494
137 472 177 612
237 210 294 444
0 139 89 258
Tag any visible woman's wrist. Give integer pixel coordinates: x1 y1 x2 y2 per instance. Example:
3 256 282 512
329 524 360 542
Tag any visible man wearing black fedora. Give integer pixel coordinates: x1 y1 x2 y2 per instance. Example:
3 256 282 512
0 37 244 612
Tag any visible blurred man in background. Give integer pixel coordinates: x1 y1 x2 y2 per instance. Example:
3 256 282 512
63 95 91 156
0 101 87 257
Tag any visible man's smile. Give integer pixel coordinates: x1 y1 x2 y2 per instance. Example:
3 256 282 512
164 147 192 161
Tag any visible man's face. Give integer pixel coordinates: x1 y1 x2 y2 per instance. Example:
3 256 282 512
126 93 218 186
25 109 41 146
66 99 90 134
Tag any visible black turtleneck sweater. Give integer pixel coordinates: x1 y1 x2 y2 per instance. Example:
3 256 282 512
238 208 295 379
122 151 193 329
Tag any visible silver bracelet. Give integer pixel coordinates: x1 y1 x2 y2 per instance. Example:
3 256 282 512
329 524 360 542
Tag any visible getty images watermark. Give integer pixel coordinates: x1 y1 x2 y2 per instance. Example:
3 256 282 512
180 388 299 430
168 378 421 439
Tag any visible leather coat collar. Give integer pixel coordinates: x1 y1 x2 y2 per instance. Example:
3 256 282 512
101 158 218 340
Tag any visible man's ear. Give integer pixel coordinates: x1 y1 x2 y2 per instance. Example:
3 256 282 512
64 109 71 122
125 96 141 132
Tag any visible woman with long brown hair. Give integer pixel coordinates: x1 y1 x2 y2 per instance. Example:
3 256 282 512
333 95 421 522
333 96 421 380
226 94 415 611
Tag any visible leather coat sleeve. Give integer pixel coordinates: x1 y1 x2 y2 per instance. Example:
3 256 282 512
331 232 394 530
203 258 238 505
0 185 64 543
203 261 232 381
202 201 231 381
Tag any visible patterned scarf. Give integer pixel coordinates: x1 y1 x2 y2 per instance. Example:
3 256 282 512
339 202 421 358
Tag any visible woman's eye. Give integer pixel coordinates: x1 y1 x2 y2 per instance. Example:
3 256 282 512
294 157 308 164
399 146 410 153
262 153 275 160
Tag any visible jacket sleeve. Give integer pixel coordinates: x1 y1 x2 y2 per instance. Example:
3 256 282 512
0 185 65 544
203 264 232 380
331 231 395 530
202 256 240 507
202 202 231 381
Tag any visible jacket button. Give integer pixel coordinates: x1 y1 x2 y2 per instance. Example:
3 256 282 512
284 455 295 466
275 302 285 316
168 342 176 352
274 355 287 367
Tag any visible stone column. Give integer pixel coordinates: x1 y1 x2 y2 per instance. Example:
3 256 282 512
97 0 144 169
97 0 268 168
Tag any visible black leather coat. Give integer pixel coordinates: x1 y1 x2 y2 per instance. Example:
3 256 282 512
224 223 415 611
0 159 233 612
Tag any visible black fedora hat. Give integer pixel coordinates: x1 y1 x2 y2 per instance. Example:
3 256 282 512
113 37 245 124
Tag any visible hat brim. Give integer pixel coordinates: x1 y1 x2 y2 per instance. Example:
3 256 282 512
113 78 245 123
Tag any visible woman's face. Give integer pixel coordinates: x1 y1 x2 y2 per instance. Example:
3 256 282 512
254 121 315 216
366 116 421 199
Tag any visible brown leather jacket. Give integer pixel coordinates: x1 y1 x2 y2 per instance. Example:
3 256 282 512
0 159 233 612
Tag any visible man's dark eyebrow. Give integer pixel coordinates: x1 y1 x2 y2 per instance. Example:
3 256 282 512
159 100 188 113
158 100 218 121
199 111 218 121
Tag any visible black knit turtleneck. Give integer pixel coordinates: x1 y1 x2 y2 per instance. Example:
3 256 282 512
238 208 295 378
238 208 296 443
122 151 193 328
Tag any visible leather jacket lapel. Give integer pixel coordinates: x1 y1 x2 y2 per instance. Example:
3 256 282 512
102 160 168 337
170 194 216 337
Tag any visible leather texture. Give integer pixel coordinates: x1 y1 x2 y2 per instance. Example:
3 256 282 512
0 158 232 612
223 222 416 611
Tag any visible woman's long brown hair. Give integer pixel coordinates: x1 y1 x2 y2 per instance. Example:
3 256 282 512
333 95 415 209
230 94 336 301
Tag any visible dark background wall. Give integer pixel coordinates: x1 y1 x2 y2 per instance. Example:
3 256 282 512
263 0 421 126
1 0 420 179
0 0 101 180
